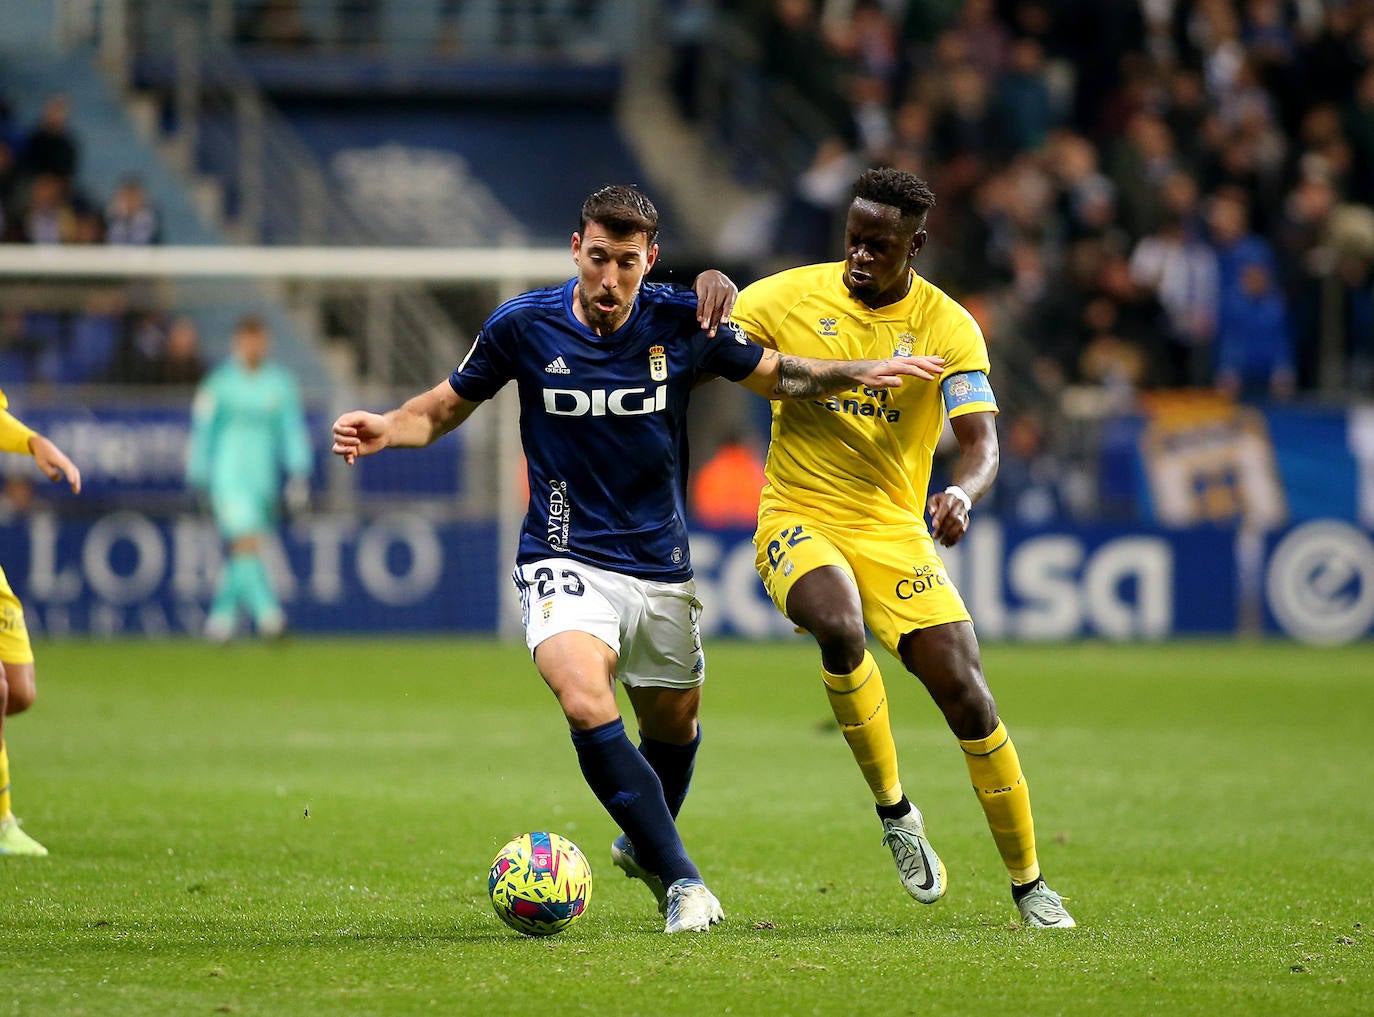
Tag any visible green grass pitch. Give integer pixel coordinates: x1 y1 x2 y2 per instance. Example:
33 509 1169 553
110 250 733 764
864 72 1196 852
3 638 1371 1016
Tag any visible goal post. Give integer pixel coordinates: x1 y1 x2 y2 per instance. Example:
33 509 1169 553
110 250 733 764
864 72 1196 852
0 241 577 638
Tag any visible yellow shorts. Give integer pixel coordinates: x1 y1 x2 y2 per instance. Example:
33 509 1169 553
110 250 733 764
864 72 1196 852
753 510 971 657
0 564 34 665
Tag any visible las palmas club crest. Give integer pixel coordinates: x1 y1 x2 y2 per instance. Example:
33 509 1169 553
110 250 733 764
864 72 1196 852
946 375 973 399
648 344 668 381
895 332 918 357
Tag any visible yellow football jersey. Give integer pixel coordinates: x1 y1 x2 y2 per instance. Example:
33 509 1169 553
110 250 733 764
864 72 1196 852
732 262 997 528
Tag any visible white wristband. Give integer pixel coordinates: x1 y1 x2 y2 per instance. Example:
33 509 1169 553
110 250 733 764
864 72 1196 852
945 485 972 514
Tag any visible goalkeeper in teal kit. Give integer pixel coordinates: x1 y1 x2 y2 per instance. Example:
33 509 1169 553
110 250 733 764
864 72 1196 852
187 315 314 641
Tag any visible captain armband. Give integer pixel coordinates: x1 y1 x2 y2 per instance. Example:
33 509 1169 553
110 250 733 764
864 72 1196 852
940 370 998 413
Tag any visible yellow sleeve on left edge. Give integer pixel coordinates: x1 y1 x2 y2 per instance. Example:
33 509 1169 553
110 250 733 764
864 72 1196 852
0 408 37 455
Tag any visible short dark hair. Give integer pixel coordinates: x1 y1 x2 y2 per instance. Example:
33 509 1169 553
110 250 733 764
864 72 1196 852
852 167 936 229
234 313 267 336
580 185 660 246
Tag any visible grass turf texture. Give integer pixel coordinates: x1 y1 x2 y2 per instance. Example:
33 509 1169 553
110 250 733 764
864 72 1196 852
2 639 1371 1016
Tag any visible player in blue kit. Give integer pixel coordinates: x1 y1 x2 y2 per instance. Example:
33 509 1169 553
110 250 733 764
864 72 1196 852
331 185 943 934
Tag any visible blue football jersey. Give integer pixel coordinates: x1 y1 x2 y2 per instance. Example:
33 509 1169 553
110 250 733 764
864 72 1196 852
450 278 765 581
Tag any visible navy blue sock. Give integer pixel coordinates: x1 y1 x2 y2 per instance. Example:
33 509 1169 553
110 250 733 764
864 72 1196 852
570 718 699 885
638 724 701 819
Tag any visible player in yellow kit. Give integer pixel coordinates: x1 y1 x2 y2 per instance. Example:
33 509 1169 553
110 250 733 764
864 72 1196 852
0 388 81 856
730 167 1075 928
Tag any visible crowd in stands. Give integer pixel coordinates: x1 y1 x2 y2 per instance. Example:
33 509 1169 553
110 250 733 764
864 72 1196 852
726 0 1374 410
0 91 198 387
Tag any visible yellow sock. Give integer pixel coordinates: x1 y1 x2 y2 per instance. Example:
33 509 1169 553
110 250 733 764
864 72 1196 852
823 650 904 807
0 740 12 820
960 720 1040 885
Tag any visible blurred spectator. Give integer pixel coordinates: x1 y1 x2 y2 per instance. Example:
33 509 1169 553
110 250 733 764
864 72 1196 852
887 99 934 175
1079 325 1148 402
0 310 39 385
690 432 767 529
996 38 1056 154
237 0 314 49
955 0 1010 74
0 94 16 151
105 177 160 246
993 413 1068 525
830 0 901 88
900 0 962 46
761 0 851 138
1129 172 1219 386
1164 69 1211 170
337 0 382 49
438 0 598 55
113 311 171 385
71 207 105 245
1343 66 1374 205
20 95 78 186
66 292 125 384
773 137 864 263
21 173 76 245
159 317 207 386
0 140 17 233
1049 130 1117 241
1322 202 1374 390
1275 169 1337 388
1213 260 1295 402
1110 113 1180 239
1208 188 1279 306
932 62 999 167
849 73 894 162
1298 3 1363 109
667 0 713 121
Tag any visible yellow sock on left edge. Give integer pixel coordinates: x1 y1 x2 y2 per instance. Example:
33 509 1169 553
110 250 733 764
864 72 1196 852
0 740 13 820
960 720 1040 885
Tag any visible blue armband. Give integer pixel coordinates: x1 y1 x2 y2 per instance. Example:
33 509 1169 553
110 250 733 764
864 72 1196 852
941 371 998 412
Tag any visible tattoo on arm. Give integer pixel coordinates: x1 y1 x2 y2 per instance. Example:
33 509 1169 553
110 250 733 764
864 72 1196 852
773 353 853 399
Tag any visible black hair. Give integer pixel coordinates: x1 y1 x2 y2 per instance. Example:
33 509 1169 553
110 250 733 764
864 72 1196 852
579 185 660 246
234 313 267 336
852 167 936 230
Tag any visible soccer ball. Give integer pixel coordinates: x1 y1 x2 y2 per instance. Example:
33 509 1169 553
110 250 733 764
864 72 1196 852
488 831 593 937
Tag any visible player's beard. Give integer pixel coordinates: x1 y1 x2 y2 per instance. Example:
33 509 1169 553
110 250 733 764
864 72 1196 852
577 284 634 334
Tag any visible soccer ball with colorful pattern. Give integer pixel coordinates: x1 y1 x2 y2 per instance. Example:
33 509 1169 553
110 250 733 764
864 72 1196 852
487 831 593 936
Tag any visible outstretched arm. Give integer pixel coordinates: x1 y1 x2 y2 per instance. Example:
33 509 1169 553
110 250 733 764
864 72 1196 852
331 380 479 464
29 434 81 493
0 406 81 493
735 348 945 400
927 411 998 547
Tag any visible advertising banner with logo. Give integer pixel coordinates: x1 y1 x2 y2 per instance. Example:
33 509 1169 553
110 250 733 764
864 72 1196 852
0 513 1368 643
1263 520 1374 645
0 403 465 504
689 522 1241 642
0 512 498 637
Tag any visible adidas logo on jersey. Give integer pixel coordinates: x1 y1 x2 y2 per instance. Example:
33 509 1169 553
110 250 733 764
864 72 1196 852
544 356 571 375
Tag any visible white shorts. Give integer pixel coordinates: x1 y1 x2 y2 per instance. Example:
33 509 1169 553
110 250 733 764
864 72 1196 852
513 558 706 690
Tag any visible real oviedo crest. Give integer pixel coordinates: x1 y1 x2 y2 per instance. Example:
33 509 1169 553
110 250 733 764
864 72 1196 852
648 344 668 382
